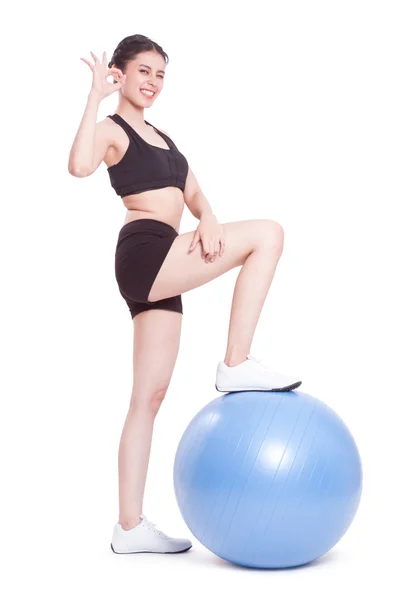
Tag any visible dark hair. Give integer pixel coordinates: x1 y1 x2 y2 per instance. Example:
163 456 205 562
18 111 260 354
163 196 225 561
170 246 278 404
108 34 169 81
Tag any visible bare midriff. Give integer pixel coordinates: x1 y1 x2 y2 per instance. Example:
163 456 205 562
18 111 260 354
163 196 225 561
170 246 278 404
120 186 184 233
104 119 185 234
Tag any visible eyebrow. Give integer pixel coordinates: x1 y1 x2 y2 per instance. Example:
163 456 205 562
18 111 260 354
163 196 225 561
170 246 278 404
139 63 165 74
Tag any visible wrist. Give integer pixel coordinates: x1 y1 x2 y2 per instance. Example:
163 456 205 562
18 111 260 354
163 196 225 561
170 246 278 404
200 211 216 220
87 89 103 104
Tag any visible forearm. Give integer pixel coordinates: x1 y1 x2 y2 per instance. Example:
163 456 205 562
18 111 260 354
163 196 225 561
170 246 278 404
68 91 102 176
186 191 216 220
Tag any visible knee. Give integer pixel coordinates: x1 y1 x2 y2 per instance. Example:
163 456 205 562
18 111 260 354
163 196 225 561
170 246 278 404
130 386 168 415
258 219 284 255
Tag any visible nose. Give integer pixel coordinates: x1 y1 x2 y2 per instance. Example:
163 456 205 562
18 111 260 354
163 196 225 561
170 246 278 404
148 76 159 87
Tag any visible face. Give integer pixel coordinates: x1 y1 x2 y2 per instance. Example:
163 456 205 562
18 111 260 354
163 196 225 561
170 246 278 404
114 50 166 105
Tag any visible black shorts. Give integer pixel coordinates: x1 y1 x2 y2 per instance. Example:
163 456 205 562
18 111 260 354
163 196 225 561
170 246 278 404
114 218 182 319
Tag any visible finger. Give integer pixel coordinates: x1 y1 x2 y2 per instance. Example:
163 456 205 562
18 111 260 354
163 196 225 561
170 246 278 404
212 239 219 260
208 242 216 262
208 241 216 263
188 231 199 252
189 232 198 251
102 51 107 63
80 58 93 71
206 243 215 263
114 74 126 87
109 67 123 76
90 51 98 62
219 238 225 255
210 246 218 262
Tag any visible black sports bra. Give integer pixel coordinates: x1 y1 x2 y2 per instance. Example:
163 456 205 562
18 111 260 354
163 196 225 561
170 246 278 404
106 113 189 198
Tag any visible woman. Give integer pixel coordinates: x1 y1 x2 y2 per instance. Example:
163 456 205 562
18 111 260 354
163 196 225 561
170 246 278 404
68 34 302 555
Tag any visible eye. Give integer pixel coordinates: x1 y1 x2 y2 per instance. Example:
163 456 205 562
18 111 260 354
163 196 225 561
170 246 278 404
140 69 164 79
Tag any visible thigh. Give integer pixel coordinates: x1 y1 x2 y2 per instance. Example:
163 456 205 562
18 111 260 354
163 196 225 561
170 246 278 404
116 226 179 305
131 308 183 401
148 218 283 303
121 289 183 320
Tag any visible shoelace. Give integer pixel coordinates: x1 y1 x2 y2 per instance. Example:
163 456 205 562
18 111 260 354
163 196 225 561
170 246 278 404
247 354 282 376
140 514 167 537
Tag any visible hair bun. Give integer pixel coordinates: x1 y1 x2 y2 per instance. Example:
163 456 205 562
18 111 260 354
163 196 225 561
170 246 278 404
108 34 169 72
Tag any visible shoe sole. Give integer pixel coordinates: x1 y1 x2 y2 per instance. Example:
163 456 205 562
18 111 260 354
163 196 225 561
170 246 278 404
110 542 192 554
215 381 302 393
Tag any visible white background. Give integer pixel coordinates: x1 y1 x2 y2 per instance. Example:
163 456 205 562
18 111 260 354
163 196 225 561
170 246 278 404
1 0 399 597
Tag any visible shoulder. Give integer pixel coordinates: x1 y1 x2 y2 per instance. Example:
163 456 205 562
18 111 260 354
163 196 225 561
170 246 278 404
99 117 125 151
94 118 120 167
101 116 118 134
95 117 115 141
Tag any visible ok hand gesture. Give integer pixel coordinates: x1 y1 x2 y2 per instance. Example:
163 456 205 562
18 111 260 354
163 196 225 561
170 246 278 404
80 51 126 100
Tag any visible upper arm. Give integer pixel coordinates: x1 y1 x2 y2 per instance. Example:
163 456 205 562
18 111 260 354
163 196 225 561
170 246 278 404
183 167 201 204
88 119 113 175
71 119 112 177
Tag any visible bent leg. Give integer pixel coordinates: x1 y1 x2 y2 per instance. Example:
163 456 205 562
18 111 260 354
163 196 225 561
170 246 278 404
148 218 284 367
147 219 282 302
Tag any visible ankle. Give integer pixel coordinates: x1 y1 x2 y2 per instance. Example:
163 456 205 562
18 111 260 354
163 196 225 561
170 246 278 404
118 516 142 531
224 354 248 367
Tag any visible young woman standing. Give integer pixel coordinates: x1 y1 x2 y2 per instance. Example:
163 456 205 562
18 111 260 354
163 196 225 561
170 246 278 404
69 34 302 555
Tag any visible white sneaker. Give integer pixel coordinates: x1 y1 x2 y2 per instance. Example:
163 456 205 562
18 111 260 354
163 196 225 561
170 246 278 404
110 514 192 554
215 354 302 392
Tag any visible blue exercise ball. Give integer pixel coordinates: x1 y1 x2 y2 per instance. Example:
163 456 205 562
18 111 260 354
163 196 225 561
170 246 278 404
173 390 362 568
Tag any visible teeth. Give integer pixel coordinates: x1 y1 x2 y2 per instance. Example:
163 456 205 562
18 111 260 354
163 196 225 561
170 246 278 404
141 89 155 96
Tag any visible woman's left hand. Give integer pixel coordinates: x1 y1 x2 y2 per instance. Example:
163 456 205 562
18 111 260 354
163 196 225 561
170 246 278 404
188 214 225 263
